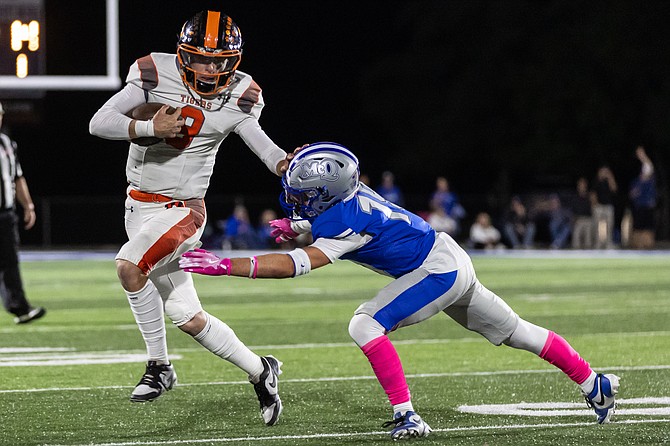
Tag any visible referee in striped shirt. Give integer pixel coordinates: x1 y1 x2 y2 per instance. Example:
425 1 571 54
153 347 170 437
0 101 45 324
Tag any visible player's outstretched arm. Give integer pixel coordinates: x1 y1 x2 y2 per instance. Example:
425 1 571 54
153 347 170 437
275 144 309 175
179 247 329 279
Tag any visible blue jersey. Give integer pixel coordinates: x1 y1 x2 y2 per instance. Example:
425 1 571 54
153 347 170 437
310 184 436 278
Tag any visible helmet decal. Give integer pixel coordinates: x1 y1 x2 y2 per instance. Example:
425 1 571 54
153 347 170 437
299 159 340 182
204 11 221 49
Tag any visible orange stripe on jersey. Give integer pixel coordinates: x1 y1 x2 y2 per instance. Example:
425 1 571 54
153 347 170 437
237 80 262 113
204 10 221 49
137 200 205 274
137 55 158 90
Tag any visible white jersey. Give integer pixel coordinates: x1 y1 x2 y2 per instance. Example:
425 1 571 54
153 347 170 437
90 52 286 200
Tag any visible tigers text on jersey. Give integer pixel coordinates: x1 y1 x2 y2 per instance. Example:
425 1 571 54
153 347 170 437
90 52 285 200
310 184 470 278
127 52 279 199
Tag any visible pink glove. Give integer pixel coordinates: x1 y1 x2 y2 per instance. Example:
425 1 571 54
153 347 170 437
179 248 232 276
269 218 300 243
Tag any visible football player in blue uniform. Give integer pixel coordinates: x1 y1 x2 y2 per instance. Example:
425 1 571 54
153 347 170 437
180 142 619 439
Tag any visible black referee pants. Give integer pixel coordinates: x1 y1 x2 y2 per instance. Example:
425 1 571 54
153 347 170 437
0 210 30 316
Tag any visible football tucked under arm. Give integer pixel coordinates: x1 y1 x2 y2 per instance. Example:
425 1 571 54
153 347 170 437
126 103 179 146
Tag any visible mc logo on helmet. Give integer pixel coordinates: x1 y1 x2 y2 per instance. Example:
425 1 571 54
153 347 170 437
298 159 340 182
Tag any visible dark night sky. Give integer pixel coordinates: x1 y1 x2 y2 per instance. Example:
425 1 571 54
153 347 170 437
2 0 670 244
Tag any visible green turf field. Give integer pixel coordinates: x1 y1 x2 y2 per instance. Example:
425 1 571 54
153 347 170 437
1 254 669 445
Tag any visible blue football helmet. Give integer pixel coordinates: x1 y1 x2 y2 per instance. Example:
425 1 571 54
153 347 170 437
280 142 360 220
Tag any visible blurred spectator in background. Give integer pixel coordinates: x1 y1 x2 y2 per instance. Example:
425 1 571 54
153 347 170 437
628 146 657 249
359 173 371 187
570 177 593 249
502 195 535 249
534 194 572 249
427 206 457 236
223 204 257 250
548 194 572 249
0 101 46 324
256 208 280 249
469 212 504 250
376 171 404 207
591 165 617 249
430 176 466 237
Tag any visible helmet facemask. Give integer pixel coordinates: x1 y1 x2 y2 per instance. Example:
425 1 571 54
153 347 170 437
280 177 328 220
177 45 241 97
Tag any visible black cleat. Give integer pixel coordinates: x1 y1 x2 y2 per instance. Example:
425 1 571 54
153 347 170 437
251 356 283 426
130 361 177 402
14 307 46 324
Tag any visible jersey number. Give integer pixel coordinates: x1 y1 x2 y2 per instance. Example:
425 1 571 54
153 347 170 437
165 105 204 150
358 195 411 224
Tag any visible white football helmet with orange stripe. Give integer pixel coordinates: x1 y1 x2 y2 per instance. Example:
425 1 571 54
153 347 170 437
177 10 243 98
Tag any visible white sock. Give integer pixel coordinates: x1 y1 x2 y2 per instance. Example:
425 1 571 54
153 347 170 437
194 312 263 380
392 401 414 416
580 371 598 394
126 281 168 364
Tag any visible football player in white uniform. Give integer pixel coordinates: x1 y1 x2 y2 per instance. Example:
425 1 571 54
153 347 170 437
89 10 288 426
180 142 620 439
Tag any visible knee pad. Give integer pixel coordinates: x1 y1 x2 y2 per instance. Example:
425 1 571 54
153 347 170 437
151 269 202 326
348 313 386 347
163 298 201 326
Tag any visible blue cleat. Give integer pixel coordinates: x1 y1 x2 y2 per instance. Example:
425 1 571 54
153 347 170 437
584 373 620 424
382 410 432 440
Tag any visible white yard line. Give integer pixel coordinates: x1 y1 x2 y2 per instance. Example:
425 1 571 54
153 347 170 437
1 364 669 394
0 353 183 367
0 347 74 353
0 324 140 334
39 419 670 446
459 397 670 416
0 332 668 357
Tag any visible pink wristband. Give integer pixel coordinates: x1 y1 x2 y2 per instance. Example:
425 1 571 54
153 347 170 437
221 258 232 276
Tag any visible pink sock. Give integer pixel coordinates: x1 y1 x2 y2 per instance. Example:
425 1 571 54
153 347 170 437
539 331 593 384
361 335 411 405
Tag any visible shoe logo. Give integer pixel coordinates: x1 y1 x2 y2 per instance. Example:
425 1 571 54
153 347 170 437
595 380 605 406
267 372 277 389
